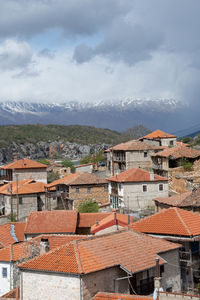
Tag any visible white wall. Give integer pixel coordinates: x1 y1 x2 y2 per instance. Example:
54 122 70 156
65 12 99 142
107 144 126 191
21 271 80 300
75 165 93 173
13 169 47 183
0 262 11 296
123 181 168 210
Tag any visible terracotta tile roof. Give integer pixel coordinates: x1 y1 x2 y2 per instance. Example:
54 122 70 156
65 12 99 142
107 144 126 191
131 207 200 237
177 141 190 147
0 287 20 299
0 234 90 262
46 172 107 188
24 210 78 235
93 292 152 300
108 168 168 183
91 213 136 234
75 163 94 168
1 158 47 170
0 180 45 196
111 140 164 151
151 146 200 159
140 130 177 139
154 191 192 207
19 229 180 274
78 212 112 228
155 189 200 208
0 223 25 248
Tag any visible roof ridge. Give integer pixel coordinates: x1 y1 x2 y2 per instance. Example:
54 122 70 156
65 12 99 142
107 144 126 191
73 240 84 273
174 208 193 236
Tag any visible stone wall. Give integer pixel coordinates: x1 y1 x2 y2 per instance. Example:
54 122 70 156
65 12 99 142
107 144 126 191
160 249 181 292
126 150 155 170
69 184 109 209
82 266 129 300
21 271 80 300
159 292 200 300
5 193 45 221
13 168 47 184
123 181 168 211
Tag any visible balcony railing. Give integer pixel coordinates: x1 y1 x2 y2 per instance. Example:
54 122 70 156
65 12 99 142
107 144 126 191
113 156 125 162
179 251 191 262
152 163 163 170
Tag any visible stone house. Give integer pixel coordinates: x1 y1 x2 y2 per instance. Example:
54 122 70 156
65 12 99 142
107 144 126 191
131 207 200 292
0 234 90 297
75 163 94 173
19 229 181 300
0 158 47 183
138 130 177 147
45 172 108 210
0 180 46 221
151 146 200 178
105 140 164 177
107 168 168 211
153 189 200 213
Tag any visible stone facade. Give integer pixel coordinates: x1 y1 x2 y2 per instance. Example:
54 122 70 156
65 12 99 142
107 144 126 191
21 270 81 300
109 181 168 211
13 168 47 184
82 267 129 300
69 184 108 209
2 193 45 221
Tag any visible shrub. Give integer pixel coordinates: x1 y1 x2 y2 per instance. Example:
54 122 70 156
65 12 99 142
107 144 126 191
47 171 59 183
181 159 193 171
78 199 99 213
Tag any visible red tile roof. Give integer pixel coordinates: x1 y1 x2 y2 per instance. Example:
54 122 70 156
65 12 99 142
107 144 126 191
91 213 136 234
0 223 25 248
151 146 200 159
154 191 192 207
108 168 168 183
93 292 152 300
131 207 200 237
24 210 78 235
140 130 176 139
75 163 94 168
78 213 112 228
46 172 107 188
19 229 180 274
0 287 20 299
1 158 47 170
111 140 163 151
0 180 45 195
0 234 90 262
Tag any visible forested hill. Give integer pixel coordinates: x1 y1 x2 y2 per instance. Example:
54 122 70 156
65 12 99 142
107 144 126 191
0 124 151 146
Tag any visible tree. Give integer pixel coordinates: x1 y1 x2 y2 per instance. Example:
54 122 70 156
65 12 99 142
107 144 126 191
61 159 75 173
79 150 105 165
37 159 50 165
47 171 59 183
78 199 99 213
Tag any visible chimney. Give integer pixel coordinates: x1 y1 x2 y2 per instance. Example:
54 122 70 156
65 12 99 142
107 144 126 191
14 155 18 162
153 258 163 300
180 140 183 146
40 238 49 255
150 171 154 181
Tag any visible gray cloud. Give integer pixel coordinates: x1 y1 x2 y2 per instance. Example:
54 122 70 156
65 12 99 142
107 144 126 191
0 0 131 37
38 48 55 59
0 39 32 70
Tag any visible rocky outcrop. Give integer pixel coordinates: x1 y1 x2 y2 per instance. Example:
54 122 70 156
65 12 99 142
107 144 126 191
0 141 110 164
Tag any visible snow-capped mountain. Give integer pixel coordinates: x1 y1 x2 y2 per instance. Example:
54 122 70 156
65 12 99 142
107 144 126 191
0 99 188 132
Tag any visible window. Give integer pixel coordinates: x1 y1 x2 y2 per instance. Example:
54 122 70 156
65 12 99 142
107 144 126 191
144 151 148 158
142 185 147 192
76 188 79 194
87 187 91 194
2 267 7 278
159 184 163 191
119 183 121 191
19 197 23 205
111 196 119 209
170 141 174 146
104 185 108 192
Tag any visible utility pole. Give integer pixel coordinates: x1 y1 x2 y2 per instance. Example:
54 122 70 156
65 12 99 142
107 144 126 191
16 174 19 221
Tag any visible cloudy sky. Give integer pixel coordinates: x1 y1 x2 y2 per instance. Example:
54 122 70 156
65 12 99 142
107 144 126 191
0 0 199 104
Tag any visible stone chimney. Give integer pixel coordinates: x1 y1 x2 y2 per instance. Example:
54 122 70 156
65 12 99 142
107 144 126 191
14 155 18 161
40 238 49 255
150 171 154 181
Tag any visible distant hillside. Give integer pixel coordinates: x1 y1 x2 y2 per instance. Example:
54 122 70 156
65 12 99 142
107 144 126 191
0 124 129 146
123 125 151 140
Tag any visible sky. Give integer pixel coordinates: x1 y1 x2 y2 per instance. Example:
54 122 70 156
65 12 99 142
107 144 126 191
0 0 199 104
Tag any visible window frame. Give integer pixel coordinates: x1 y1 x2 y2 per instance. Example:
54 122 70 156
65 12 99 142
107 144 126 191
159 184 164 191
2 267 7 278
76 187 80 194
142 185 148 192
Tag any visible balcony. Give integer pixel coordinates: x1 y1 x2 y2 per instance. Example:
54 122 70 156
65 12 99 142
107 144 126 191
152 163 163 170
113 156 125 162
111 188 118 195
179 250 200 265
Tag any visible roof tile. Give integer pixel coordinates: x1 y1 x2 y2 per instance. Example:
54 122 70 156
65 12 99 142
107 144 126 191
1 158 47 170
